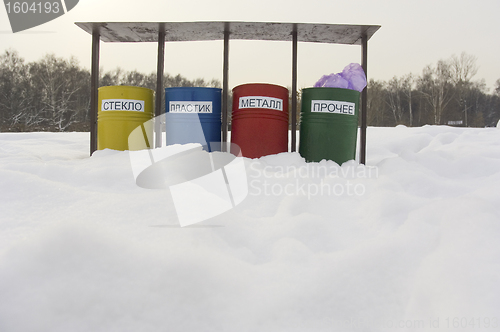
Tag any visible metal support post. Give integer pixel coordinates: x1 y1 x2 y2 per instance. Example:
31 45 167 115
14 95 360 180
155 23 166 148
291 24 298 152
222 23 230 149
360 33 368 164
90 25 100 155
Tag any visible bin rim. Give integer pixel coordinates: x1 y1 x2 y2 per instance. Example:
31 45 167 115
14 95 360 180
165 86 222 91
98 85 155 93
302 87 360 94
97 111 154 117
232 82 288 91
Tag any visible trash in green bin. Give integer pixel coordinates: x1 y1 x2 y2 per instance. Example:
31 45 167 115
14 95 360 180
299 87 360 164
314 63 367 92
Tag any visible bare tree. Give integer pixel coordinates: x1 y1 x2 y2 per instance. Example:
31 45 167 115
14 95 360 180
449 52 479 126
450 52 479 85
417 60 454 125
366 79 387 126
100 67 124 86
401 74 414 126
386 76 404 125
0 50 30 126
29 54 88 131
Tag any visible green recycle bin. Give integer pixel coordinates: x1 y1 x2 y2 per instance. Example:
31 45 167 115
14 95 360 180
299 87 360 164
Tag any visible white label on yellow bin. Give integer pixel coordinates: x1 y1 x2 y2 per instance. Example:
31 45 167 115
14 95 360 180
239 96 283 111
101 99 145 112
169 101 213 113
311 100 355 115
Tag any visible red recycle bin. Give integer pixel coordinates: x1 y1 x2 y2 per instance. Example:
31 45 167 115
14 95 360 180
231 83 289 158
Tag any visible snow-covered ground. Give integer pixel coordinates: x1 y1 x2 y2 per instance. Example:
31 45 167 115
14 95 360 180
1 126 499 332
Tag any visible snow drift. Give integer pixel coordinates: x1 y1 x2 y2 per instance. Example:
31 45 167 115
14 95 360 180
0 126 499 332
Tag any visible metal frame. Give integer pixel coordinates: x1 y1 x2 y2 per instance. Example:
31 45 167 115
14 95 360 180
155 23 166 148
222 23 230 145
291 24 298 152
89 26 100 154
77 21 380 163
360 33 368 165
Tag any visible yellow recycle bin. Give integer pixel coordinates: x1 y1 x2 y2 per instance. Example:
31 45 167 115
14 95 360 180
98 86 154 151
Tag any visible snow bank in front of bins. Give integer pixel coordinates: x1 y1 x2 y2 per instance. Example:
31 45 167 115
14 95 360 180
1 126 500 332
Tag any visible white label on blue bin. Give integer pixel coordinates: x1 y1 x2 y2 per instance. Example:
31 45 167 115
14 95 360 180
101 99 145 112
239 96 283 111
311 100 355 115
169 101 213 113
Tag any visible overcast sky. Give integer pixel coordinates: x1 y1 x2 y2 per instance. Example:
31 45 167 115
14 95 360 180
1 0 499 91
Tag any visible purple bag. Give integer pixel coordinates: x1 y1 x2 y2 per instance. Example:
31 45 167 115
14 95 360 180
314 73 348 89
314 63 367 92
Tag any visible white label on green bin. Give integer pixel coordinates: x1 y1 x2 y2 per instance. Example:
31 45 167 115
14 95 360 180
311 100 355 115
169 101 212 113
101 99 145 112
239 96 283 111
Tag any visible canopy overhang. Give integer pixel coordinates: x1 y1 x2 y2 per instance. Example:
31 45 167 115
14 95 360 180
75 21 379 44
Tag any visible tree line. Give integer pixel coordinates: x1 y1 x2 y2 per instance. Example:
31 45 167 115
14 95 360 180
366 53 500 127
0 49 220 132
0 49 499 132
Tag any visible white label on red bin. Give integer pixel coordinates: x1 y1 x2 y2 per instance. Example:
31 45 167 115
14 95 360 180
311 100 355 115
169 101 213 113
101 99 145 112
239 96 283 111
